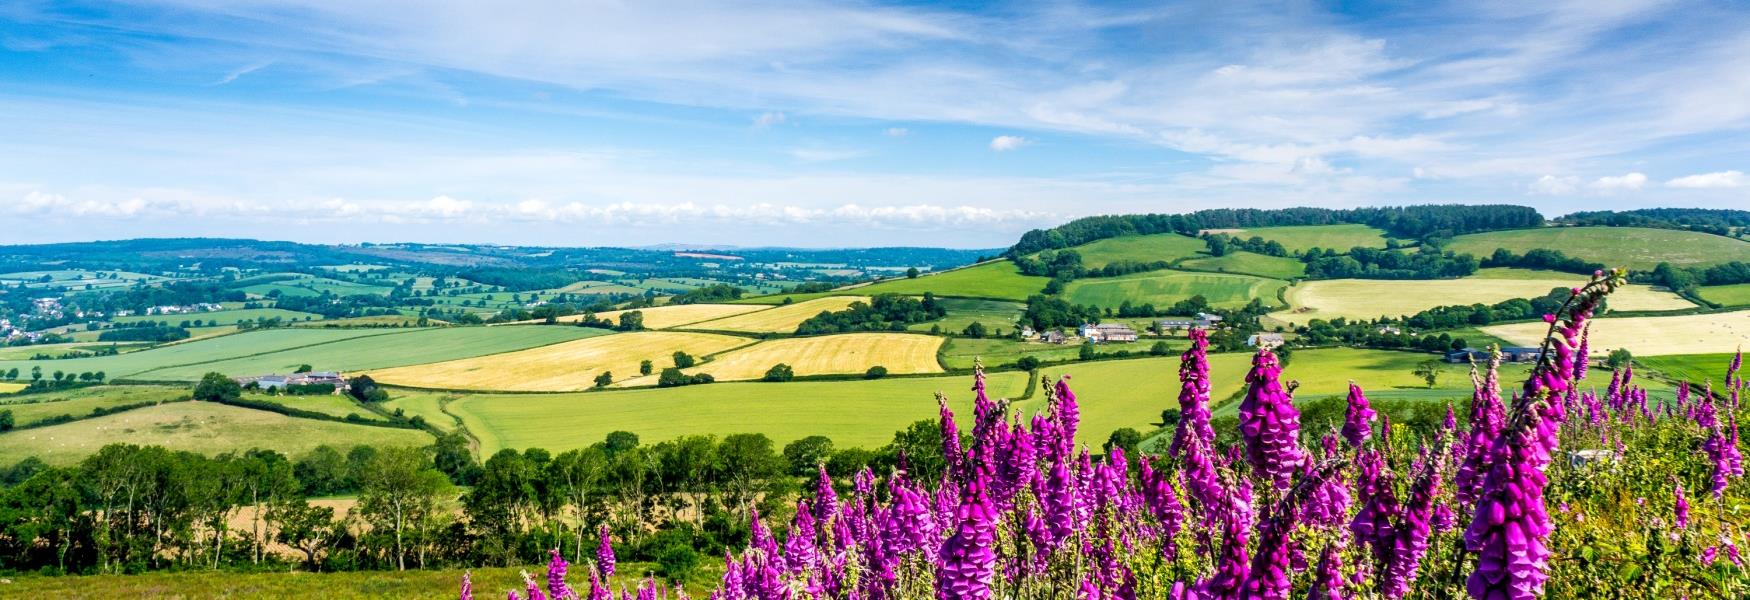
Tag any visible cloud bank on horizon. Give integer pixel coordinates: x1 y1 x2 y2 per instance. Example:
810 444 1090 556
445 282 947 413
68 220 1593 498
2 0 1747 247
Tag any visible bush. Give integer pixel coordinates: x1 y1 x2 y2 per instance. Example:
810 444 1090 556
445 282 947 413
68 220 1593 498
193 372 242 403
655 541 701 581
658 368 714 387
763 363 795 382
1150 341 1171 356
673 351 696 369
1015 356 1041 370
863 366 888 380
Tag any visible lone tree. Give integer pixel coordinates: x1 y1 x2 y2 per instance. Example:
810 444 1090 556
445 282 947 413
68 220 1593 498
617 311 645 331
763 363 795 382
594 371 614 388
906 267 920 279
863 366 888 380
1606 348 1633 370
639 360 654 376
673 351 696 369
194 372 242 402
1412 359 1442 389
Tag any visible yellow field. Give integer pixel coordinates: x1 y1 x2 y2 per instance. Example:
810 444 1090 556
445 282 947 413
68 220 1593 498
1270 276 1692 326
617 333 944 385
686 296 869 332
0 382 25 394
369 331 756 391
590 304 769 329
1482 310 1750 357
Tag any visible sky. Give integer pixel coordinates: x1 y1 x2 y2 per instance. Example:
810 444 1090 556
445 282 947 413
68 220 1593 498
2 1 1748 249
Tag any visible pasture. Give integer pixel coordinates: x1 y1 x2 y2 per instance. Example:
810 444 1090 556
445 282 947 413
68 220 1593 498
1699 283 1750 307
369 331 756 391
645 333 944 383
114 307 322 325
1446 226 1750 269
0 385 187 427
686 296 868 332
1177 251 1308 279
382 391 463 431
1232 224 1390 252
241 275 395 298
0 402 433 465
1638 353 1742 386
1062 270 1286 310
0 328 395 380
1270 273 1692 326
241 392 385 422
449 371 1034 454
1482 310 1750 357
129 326 612 381
737 260 1049 303
939 337 1161 370
1061 233 1207 268
0 342 150 360
584 303 768 329
909 298 1025 334
0 565 696 600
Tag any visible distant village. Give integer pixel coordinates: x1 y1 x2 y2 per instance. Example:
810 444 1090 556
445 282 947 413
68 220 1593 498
1014 312 1297 347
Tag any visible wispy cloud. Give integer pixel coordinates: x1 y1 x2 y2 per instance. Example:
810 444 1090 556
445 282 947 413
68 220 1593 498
989 135 1028 151
1666 170 1744 189
752 111 787 129
1590 172 1647 191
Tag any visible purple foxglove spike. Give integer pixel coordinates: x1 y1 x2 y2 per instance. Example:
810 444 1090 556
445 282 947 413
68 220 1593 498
547 548 570 600
938 393 964 480
785 500 820 575
814 465 838 524
1456 350 1504 506
461 571 474 600
1341 382 1376 448
1675 480 1690 529
1307 543 1344 600
936 456 998 600
1238 348 1307 489
597 524 617 580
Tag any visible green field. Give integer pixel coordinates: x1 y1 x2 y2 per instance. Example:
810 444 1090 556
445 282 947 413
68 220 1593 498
0 328 395 380
241 392 386 422
1447 226 1750 270
1 565 702 600
114 307 322 325
939 337 1166 370
1699 283 1750 307
0 342 151 360
449 372 1035 454
0 401 433 465
382 391 463 431
738 260 1049 303
1233 224 1390 252
242 275 395 298
1062 270 1286 309
0 385 187 427
1177 251 1308 279
909 298 1025 334
129 326 612 381
1637 353 1741 386
1061 234 1208 268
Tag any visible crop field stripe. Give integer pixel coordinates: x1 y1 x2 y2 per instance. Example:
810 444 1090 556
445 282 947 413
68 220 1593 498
1481 310 1750 357
368 331 759 392
1271 276 1693 326
129 326 614 381
683 296 870 332
666 333 945 382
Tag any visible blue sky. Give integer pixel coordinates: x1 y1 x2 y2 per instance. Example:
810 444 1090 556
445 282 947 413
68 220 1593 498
2 1 1747 248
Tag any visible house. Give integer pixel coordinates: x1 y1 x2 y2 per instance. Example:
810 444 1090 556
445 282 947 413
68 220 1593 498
1019 326 1037 339
1042 329 1068 344
1377 325 1403 335
1157 312 1223 332
234 371 350 393
1080 323 1139 343
1247 333 1286 347
1445 347 1547 364
1501 347 1547 362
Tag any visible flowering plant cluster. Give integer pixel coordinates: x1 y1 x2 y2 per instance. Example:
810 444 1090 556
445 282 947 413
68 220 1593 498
474 270 1750 599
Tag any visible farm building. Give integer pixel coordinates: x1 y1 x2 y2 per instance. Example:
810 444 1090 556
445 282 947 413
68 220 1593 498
1042 329 1068 344
1080 323 1138 343
235 371 350 393
1444 347 1547 364
1247 333 1286 347
1159 312 1223 331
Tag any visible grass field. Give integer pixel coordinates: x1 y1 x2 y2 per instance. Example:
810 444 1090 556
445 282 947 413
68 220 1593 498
579 303 769 329
1482 310 1750 357
1447 226 1750 270
241 392 385 422
1177 251 1308 279
241 275 395 298
1 565 703 599
1638 353 1742 386
1271 274 1693 326
938 337 1165 370
622 333 944 384
129 326 613 381
114 307 321 325
382 391 462 431
1062 270 1286 310
370 331 757 391
737 261 1049 304
1061 234 1207 268
909 298 1024 334
687 296 868 332
293 315 432 327
450 371 1034 453
0 385 187 426
1699 283 1750 307
0 401 433 465
0 328 396 380
0 382 24 394
1234 224 1390 252
0 342 151 360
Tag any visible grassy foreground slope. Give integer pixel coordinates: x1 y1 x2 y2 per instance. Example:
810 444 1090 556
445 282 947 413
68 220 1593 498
1446 226 1750 269
2 566 702 600
132 326 612 380
1062 270 1286 310
452 372 1034 454
0 402 432 465
1482 310 1750 357
369 331 755 391
0 385 187 427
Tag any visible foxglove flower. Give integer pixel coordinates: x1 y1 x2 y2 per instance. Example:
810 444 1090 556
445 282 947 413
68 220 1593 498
785 500 819 575
1675 480 1690 529
936 460 997 599
814 465 838 524
1456 350 1504 505
1238 348 1307 489
461 571 474 600
1342 382 1376 448
547 549 571 600
1307 543 1344 600
597 524 617 580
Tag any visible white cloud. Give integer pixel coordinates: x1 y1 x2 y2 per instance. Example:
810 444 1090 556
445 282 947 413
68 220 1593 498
883 127 909 137
989 135 1029 151
1529 175 1581 195
752 112 787 128
1589 172 1647 191
1666 170 1745 188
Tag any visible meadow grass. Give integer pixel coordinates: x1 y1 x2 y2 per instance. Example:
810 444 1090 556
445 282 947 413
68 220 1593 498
239 391 385 422
450 372 1034 454
1233 224 1390 252
1271 275 1692 326
0 328 396 380
113 307 322 325
1482 310 1750 357
1637 353 1742 386
611 333 943 385
1061 233 1207 268
0 401 433 465
1699 283 1750 307
684 296 868 332
907 298 1025 334
1062 270 1287 310
566 303 770 328
735 261 1049 304
0 385 187 426
370 331 757 391
0 342 151 360
938 337 1166 370
1177 251 1309 279
131 326 613 381
0 564 704 599
0 382 25 394
1446 226 1750 269
383 390 464 432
